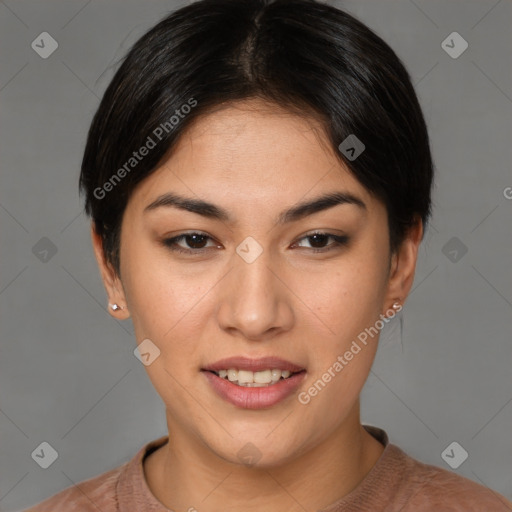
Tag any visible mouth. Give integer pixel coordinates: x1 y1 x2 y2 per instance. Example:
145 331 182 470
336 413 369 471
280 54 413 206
204 368 306 387
201 356 307 409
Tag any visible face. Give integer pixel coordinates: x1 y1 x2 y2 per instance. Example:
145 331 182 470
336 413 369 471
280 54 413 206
93 98 421 467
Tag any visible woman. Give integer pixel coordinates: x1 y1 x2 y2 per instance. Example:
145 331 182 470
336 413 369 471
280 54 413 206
23 0 511 510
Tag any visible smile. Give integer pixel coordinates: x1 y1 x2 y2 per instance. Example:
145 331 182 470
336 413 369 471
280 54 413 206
202 369 307 409
212 368 301 387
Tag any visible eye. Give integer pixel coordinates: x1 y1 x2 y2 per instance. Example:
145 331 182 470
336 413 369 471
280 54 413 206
162 231 349 256
292 231 349 253
162 232 220 255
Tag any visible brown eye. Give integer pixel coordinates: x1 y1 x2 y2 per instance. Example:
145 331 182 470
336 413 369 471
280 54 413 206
162 232 218 254
293 232 349 253
306 233 331 249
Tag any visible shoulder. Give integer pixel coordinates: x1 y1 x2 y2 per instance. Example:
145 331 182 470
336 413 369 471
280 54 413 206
19 435 169 512
20 462 126 512
391 445 512 511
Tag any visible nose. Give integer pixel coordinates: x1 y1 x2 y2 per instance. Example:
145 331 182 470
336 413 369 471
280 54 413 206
215 246 294 341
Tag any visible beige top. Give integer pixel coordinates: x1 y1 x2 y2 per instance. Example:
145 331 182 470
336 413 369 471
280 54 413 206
22 426 512 511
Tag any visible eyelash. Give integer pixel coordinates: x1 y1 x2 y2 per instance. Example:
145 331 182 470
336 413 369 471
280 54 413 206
162 231 349 256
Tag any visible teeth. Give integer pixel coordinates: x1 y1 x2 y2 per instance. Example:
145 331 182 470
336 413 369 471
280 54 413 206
238 370 254 384
271 369 281 382
254 369 272 383
214 368 296 386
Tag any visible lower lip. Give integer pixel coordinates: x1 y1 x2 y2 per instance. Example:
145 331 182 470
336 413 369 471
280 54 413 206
202 370 307 409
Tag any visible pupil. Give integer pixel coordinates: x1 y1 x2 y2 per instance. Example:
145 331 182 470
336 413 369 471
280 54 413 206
185 234 329 250
187 234 207 249
309 234 328 248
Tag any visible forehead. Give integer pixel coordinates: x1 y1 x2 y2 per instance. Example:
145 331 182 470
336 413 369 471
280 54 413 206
126 99 376 217
172 99 335 169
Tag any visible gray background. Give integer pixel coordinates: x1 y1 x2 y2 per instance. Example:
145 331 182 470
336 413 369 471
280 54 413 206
1 0 511 510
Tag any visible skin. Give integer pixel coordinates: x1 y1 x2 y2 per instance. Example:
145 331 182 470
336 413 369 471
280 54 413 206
92 98 423 512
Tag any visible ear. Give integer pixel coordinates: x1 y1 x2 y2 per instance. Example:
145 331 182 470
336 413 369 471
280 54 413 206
382 217 423 313
90 223 130 319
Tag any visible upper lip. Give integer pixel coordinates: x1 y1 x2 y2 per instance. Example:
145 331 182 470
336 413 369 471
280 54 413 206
202 356 305 373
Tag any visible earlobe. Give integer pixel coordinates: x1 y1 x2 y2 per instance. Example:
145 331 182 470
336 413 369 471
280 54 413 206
109 303 125 312
90 224 130 319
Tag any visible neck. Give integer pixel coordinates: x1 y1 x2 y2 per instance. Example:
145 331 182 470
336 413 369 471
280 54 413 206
144 403 384 512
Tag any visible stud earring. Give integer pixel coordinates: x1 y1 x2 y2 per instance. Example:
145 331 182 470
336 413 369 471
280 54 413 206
109 303 124 311
392 300 402 311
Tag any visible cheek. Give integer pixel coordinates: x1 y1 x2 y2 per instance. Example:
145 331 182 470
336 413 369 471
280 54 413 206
120 218 390 406
294 242 389 403
123 231 389 349
120 247 214 412
305 250 388 345
120 240 172 339
120 242 218 366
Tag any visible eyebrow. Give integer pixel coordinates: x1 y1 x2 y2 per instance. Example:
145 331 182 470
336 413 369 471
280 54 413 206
144 191 366 224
